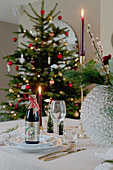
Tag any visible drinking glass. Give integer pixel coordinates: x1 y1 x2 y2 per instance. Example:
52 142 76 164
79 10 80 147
50 100 66 135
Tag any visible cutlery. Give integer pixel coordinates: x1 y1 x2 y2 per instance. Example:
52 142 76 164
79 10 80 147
38 143 76 160
44 148 86 161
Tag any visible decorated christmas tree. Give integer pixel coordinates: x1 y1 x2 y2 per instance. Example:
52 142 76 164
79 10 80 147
0 0 81 121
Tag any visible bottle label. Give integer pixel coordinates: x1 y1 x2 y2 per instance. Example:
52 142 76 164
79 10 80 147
25 121 39 142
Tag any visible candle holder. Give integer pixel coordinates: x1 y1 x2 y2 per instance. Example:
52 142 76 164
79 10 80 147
78 55 87 139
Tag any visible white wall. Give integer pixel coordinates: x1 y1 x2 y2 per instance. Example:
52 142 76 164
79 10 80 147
18 0 100 62
100 0 113 55
0 21 18 102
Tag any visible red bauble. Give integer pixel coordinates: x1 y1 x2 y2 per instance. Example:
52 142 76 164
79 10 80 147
65 32 68 36
74 66 77 71
15 66 19 70
57 54 62 59
40 10 45 15
13 37 17 42
29 43 33 48
30 60 35 64
8 61 13 66
35 46 38 49
58 16 62 20
74 103 78 107
68 83 73 88
26 85 31 90
18 85 21 89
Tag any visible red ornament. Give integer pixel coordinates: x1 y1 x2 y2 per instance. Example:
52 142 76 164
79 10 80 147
68 83 73 88
40 10 45 15
57 54 62 59
29 44 33 48
26 85 31 90
58 16 62 20
15 66 19 70
13 37 17 42
18 85 21 89
30 60 35 64
35 46 38 49
74 66 77 71
65 32 68 36
74 103 78 107
8 61 13 66
49 32 54 37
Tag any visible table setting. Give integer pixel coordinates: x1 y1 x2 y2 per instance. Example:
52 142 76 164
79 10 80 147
0 117 112 170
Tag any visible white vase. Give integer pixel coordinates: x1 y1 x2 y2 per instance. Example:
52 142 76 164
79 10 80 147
81 85 113 145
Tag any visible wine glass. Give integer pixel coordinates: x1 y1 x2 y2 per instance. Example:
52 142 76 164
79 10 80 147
50 100 66 135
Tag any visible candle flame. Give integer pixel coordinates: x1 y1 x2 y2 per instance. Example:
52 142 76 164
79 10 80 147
39 86 41 94
81 9 84 18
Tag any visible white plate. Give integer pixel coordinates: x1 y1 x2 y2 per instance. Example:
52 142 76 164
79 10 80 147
5 135 62 152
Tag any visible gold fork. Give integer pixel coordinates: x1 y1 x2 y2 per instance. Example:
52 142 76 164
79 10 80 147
44 148 86 161
38 143 76 160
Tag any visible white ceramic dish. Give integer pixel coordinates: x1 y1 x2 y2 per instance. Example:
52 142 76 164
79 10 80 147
5 135 62 152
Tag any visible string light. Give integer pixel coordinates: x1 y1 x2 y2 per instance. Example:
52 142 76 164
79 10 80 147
60 91 63 94
38 75 40 77
25 80 29 83
71 98 74 101
2 105 5 108
49 79 54 85
75 64 77 66
17 95 20 98
35 37 38 41
23 29 26 33
13 113 16 117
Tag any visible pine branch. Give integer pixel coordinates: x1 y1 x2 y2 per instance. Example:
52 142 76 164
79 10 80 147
28 3 41 19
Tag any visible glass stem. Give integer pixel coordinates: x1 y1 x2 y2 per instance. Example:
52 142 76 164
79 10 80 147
56 121 59 135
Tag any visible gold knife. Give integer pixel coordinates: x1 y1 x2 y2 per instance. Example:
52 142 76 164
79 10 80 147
44 148 86 161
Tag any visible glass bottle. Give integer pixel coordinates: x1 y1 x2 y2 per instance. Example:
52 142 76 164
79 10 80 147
25 95 39 144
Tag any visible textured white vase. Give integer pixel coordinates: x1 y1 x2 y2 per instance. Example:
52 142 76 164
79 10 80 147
81 85 113 145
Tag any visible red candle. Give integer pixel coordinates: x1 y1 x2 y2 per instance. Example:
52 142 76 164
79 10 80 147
38 86 42 127
80 9 85 56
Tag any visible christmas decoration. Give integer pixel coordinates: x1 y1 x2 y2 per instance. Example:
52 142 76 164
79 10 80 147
26 85 31 90
57 53 62 59
8 61 13 66
68 83 73 88
81 85 113 145
58 15 62 20
47 113 54 133
0 0 80 121
29 43 33 48
49 32 54 37
65 32 68 36
40 9 45 15
15 66 19 70
13 37 17 42
9 102 13 107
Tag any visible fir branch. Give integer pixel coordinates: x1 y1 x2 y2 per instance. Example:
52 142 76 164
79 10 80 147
24 10 38 21
28 3 41 19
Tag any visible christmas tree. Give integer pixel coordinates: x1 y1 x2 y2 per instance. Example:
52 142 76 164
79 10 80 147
0 0 81 121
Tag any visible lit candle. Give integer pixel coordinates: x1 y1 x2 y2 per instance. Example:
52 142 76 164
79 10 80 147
38 86 42 127
80 9 85 57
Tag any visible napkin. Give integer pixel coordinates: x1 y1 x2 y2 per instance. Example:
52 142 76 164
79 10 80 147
95 148 113 170
95 148 113 160
0 126 24 145
95 163 113 170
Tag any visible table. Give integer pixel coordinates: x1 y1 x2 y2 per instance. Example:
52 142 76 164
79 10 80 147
0 118 111 170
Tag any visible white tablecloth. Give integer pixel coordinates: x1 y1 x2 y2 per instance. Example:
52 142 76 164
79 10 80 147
0 118 112 170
